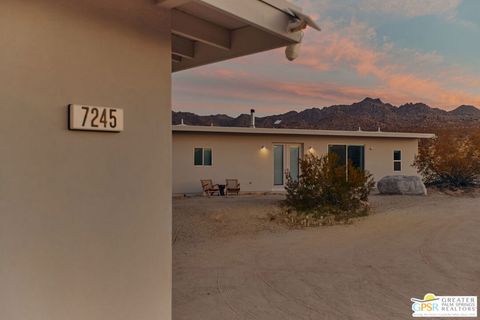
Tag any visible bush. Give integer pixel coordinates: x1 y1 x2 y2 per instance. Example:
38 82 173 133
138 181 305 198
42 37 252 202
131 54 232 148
414 133 480 189
284 154 375 222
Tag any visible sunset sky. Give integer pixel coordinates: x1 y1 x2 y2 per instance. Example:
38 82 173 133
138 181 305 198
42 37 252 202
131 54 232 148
173 0 480 116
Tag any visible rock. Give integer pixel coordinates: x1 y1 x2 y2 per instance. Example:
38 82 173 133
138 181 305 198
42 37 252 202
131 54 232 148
377 176 427 196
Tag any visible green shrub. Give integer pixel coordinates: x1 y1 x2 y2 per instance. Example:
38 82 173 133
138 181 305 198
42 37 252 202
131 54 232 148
284 154 375 222
414 133 480 189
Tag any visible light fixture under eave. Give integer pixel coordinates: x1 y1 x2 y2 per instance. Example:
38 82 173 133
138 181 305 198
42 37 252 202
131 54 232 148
285 7 321 61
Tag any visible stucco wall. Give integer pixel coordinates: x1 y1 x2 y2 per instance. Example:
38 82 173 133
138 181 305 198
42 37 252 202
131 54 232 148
0 1 171 319
173 132 420 194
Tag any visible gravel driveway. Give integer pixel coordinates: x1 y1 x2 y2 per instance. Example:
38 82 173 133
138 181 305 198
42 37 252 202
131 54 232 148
173 192 480 320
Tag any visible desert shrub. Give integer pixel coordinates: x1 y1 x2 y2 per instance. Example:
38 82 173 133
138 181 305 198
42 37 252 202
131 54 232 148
284 154 375 222
414 133 480 189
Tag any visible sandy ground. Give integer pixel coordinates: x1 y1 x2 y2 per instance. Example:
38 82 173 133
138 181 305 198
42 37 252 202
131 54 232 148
173 191 480 320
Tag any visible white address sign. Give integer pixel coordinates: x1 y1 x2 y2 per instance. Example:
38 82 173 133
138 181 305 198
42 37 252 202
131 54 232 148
69 104 124 132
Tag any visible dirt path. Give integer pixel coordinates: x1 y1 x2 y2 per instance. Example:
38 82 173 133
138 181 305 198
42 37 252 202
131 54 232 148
173 192 480 320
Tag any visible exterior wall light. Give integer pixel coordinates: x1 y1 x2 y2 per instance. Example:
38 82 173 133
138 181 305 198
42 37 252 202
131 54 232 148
308 146 315 153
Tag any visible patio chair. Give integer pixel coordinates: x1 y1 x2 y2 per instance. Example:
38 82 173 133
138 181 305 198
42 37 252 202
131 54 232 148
200 179 220 196
226 179 241 196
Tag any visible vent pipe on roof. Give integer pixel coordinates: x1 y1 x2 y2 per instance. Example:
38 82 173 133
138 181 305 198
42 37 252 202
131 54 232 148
250 109 256 128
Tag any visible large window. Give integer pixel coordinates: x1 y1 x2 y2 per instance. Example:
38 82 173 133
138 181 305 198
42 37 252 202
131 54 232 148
194 148 212 166
328 145 365 171
394 150 402 172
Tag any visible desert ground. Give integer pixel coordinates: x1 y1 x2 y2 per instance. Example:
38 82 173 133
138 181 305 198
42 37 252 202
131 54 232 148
173 191 480 320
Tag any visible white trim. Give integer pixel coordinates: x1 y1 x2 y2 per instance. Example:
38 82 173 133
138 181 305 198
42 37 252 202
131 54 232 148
173 125 436 139
197 0 303 43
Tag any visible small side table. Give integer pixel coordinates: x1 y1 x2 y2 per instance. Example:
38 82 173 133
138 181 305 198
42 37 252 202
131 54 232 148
218 184 226 196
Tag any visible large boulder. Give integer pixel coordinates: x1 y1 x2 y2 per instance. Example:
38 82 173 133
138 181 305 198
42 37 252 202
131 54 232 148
377 176 427 196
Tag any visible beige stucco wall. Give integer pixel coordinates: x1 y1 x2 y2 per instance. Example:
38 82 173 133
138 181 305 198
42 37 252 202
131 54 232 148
173 132 420 194
0 1 171 319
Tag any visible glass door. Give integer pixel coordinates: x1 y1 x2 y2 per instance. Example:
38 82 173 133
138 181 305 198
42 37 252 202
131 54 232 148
273 145 284 186
273 144 302 187
288 145 301 182
328 145 365 178
347 145 365 171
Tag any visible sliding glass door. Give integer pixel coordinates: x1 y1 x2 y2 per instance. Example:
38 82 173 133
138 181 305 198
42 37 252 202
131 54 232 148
328 145 365 172
347 145 365 171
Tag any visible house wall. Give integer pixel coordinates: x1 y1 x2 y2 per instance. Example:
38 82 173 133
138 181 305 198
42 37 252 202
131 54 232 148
0 1 171 319
173 132 420 194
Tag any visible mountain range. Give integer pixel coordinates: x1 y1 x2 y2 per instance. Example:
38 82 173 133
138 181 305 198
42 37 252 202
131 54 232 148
173 98 480 133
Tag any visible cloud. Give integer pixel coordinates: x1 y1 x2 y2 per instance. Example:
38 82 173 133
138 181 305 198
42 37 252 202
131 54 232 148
174 63 480 115
296 0 463 19
173 1 480 115
356 0 463 18
289 18 480 107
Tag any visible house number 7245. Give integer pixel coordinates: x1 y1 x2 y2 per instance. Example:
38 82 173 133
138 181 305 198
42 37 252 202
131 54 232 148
69 104 124 132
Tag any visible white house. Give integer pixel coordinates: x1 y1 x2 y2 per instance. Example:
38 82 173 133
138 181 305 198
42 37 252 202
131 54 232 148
173 125 435 195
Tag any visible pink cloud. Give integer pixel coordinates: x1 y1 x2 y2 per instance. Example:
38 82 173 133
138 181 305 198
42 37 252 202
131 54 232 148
173 13 480 114
293 19 480 108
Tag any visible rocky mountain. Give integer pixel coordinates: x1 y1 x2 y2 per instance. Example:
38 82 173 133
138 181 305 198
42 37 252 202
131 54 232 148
172 98 480 132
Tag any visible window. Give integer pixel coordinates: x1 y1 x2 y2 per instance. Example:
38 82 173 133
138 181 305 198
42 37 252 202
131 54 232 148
204 149 212 166
194 148 212 166
394 150 401 171
328 145 365 171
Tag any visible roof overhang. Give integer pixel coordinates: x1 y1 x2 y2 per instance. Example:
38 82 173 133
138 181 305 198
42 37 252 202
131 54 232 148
172 125 437 139
159 0 319 72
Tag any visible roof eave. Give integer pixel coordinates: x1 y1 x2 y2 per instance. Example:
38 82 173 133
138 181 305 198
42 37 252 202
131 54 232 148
172 125 436 139
168 0 318 72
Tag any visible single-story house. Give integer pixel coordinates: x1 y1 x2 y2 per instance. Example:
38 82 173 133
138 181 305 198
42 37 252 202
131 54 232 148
1 1 318 319
173 125 435 195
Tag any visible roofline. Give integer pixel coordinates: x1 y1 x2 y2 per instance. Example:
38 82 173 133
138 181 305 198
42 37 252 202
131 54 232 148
171 0 320 72
172 125 436 139
258 0 301 16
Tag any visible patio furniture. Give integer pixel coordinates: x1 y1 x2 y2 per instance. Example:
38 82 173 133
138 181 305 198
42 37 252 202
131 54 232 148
225 179 241 196
200 179 220 196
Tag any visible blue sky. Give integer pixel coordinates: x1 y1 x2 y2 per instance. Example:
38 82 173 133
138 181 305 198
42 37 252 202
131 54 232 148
173 0 480 116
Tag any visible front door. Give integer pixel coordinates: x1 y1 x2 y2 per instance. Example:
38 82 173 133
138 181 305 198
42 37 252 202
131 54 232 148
273 144 302 187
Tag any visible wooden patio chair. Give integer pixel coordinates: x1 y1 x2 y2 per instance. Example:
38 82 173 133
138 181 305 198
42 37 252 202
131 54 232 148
200 179 220 197
225 179 241 196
